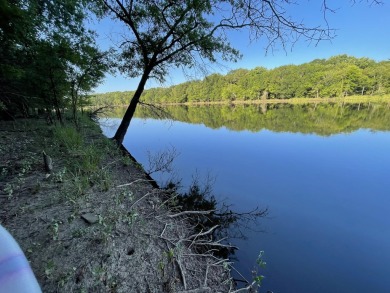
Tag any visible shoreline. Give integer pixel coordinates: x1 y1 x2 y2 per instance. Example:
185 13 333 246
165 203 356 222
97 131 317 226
91 94 390 108
0 116 238 292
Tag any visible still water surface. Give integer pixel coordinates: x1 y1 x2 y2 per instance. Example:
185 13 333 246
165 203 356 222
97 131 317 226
100 103 390 293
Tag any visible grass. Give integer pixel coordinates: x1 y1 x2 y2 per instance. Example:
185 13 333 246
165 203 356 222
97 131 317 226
48 115 114 198
53 126 83 151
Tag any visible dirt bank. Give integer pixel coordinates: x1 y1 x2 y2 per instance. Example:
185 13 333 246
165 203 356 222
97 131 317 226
0 117 236 292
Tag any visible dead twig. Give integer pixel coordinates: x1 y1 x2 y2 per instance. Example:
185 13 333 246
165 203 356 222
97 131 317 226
116 179 154 188
129 192 152 210
176 256 187 290
167 210 215 218
188 225 219 240
229 280 258 293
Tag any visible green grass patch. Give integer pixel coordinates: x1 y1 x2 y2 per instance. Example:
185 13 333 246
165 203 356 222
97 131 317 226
53 126 83 151
80 144 103 173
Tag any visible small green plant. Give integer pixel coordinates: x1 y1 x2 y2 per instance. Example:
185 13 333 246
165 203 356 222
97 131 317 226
53 167 67 182
95 168 112 191
115 190 134 205
0 167 8 178
158 261 165 273
4 183 14 199
163 248 175 263
44 260 55 278
123 211 138 226
71 228 85 238
253 250 266 286
68 169 90 197
51 220 62 240
122 155 132 166
97 214 115 242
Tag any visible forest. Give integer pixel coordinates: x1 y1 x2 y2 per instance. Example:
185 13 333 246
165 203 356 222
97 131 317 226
93 55 390 106
0 0 109 122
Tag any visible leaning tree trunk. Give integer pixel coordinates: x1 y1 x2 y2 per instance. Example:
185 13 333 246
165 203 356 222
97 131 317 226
113 70 150 145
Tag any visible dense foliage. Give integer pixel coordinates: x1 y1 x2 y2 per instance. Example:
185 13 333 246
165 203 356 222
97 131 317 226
0 0 109 122
93 55 390 106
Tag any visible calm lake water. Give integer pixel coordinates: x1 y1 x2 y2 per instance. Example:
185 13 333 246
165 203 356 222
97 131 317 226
100 103 390 293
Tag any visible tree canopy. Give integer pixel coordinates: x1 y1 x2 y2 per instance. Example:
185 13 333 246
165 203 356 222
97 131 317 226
0 0 110 123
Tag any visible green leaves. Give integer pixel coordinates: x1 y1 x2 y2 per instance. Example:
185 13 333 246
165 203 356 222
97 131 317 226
0 0 110 121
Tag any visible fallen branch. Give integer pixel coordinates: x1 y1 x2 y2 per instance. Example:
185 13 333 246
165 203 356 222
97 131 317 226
188 225 219 240
129 192 152 210
176 257 187 290
160 223 169 238
167 210 215 218
193 241 239 250
116 179 154 188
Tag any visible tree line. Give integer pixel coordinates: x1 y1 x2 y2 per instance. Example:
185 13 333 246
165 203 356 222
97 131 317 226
93 55 390 107
0 0 110 124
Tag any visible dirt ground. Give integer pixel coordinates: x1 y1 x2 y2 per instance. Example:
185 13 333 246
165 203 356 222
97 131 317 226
0 117 239 292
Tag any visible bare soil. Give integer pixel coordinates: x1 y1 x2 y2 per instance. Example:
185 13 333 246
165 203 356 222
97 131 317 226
0 118 235 293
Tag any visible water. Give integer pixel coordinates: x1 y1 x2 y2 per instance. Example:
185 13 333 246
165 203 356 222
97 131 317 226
99 103 390 293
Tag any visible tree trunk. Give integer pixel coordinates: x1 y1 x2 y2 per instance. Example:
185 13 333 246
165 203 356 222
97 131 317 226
113 70 151 145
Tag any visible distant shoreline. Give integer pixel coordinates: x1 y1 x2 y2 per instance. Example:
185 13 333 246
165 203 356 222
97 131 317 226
159 95 390 106
92 95 390 108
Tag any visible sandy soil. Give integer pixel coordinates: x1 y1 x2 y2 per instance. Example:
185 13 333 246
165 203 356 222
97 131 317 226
0 118 235 292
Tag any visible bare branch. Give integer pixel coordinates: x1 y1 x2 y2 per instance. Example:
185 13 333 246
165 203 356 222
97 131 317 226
167 210 215 218
129 191 152 210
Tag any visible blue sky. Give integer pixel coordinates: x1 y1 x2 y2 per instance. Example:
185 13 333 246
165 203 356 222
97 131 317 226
93 1 390 93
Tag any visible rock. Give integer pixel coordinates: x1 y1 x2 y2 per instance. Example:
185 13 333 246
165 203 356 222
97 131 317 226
81 213 99 225
43 151 53 173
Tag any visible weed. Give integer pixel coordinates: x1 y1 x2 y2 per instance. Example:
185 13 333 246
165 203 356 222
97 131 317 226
94 167 112 192
4 183 14 199
123 211 138 226
53 167 67 183
92 266 105 282
0 167 8 179
98 214 112 240
67 169 90 197
121 155 132 166
253 250 266 286
81 145 102 173
53 126 83 151
163 248 175 263
51 220 62 240
158 261 165 273
44 260 55 279
115 190 134 205
71 228 85 238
